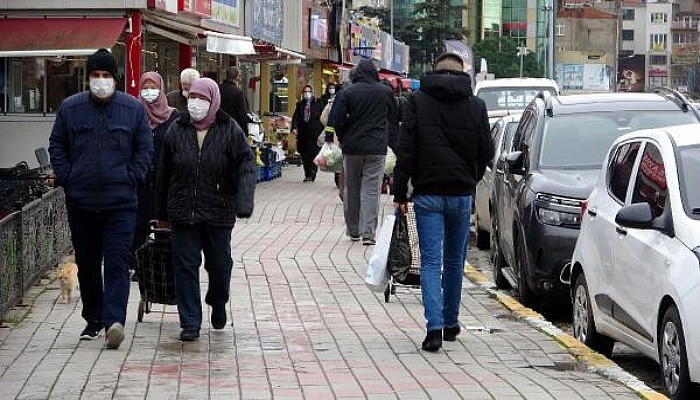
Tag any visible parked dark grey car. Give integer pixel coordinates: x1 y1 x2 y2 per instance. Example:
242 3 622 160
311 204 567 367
491 90 700 306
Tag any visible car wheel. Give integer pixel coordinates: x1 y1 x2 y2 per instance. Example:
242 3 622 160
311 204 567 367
659 305 697 399
516 238 537 307
572 273 614 357
490 215 510 289
475 211 490 250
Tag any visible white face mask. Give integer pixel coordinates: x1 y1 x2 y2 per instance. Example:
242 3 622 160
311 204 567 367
140 88 160 103
89 78 115 99
187 98 211 122
303 92 313 101
182 90 189 99
328 88 336 95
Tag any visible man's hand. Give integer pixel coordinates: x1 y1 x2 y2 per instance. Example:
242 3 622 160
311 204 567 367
394 202 408 215
291 128 298 136
155 220 170 229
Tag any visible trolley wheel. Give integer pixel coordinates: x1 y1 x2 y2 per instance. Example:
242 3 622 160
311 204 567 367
137 301 145 322
384 280 392 303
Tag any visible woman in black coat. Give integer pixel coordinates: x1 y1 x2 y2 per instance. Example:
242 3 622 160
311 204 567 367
291 84 324 182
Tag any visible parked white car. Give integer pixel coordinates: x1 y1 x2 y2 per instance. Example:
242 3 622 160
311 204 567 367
474 113 521 249
474 78 559 125
569 124 700 399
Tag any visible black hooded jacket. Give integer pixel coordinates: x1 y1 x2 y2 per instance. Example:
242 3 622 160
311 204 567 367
393 71 494 202
334 59 396 155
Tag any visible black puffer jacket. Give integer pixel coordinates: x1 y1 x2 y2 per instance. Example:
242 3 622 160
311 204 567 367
156 109 255 227
334 59 396 155
393 71 494 203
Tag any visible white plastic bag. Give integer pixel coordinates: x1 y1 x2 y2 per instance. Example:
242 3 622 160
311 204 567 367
313 142 343 173
385 147 396 175
365 214 396 292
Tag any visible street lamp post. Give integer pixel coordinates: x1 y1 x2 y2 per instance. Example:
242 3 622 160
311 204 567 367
517 45 529 78
541 2 555 80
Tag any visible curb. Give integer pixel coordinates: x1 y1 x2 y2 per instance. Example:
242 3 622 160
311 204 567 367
464 264 669 400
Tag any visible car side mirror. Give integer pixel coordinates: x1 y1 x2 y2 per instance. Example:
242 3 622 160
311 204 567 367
505 151 524 174
615 203 653 230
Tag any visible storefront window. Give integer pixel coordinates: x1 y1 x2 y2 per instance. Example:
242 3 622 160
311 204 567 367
46 58 85 113
6 57 44 113
143 35 181 92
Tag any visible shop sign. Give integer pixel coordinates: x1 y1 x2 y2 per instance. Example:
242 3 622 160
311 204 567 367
391 39 409 74
211 0 240 27
149 0 178 13
672 53 696 65
310 8 329 47
252 0 284 46
346 22 381 64
180 0 212 17
649 67 667 77
380 32 392 70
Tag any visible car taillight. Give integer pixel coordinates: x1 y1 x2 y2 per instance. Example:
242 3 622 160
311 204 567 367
580 199 588 222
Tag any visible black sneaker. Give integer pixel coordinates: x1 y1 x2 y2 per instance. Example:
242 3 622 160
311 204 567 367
211 304 227 330
443 325 461 342
80 322 102 340
180 329 200 342
422 330 443 352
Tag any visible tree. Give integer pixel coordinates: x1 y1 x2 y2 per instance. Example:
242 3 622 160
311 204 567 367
395 0 468 74
472 37 543 79
356 6 390 33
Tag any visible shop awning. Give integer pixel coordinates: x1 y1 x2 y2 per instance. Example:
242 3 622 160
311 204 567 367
250 44 306 62
206 31 256 56
0 17 125 57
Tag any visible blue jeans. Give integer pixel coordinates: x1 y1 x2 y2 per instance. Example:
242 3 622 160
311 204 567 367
171 224 233 332
413 195 472 332
67 206 136 330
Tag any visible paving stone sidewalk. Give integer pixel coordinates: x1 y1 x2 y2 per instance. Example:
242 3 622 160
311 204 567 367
0 166 640 399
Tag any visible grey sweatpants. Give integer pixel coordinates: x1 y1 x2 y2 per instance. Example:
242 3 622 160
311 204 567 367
343 154 386 240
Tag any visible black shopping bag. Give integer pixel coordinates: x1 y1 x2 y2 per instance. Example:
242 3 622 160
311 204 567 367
388 212 412 282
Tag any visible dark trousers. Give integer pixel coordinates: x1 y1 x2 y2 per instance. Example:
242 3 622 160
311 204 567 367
67 206 136 330
297 134 319 179
171 224 233 332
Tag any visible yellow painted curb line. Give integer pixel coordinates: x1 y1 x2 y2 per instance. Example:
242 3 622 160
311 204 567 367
464 263 669 400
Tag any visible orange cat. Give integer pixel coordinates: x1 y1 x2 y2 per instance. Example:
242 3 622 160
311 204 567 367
57 255 78 303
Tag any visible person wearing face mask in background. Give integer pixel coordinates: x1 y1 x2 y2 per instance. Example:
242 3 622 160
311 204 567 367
48 49 153 350
130 71 179 282
320 83 336 107
156 77 255 342
166 68 200 114
291 85 324 182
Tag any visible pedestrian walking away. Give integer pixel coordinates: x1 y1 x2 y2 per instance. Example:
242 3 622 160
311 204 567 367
132 71 179 282
291 85 324 182
156 77 255 342
219 66 249 135
48 48 154 350
393 52 494 352
334 59 396 245
167 67 200 114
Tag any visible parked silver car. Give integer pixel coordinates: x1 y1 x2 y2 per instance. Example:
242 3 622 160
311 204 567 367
474 113 521 249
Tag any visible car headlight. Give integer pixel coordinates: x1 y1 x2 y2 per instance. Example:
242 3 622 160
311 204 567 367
536 193 583 228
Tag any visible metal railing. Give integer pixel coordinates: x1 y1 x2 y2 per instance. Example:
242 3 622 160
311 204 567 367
0 188 71 318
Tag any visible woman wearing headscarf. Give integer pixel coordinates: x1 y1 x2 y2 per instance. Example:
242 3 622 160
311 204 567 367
291 84 324 182
132 72 179 277
156 77 255 342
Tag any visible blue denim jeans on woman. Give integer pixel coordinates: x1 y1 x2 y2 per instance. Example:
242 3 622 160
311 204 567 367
413 194 473 332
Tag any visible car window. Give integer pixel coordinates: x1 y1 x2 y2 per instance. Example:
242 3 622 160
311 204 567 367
513 110 535 152
539 111 696 169
607 142 642 203
478 87 557 111
677 144 700 220
502 122 519 153
631 143 667 218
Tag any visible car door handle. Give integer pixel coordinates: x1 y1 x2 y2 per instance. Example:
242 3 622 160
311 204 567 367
616 226 627 236
587 207 597 217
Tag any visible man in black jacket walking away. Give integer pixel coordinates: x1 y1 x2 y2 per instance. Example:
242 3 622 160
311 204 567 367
334 59 396 245
393 53 494 352
219 66 248 135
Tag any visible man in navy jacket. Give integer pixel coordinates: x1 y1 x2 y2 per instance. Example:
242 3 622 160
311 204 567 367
49 49 153 350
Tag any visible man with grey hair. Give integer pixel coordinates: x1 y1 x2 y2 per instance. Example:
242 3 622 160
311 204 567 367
220 66 248 135
393 52 493 352
167 68 200 114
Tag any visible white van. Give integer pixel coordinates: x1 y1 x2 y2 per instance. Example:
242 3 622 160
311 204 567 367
474 78 560 125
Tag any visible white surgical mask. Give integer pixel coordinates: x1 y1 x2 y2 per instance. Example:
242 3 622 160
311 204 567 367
187 98 211 122
140 88 160 103
303 92 313 101
182 90 189 99
328 88 336 95
89 78 115 99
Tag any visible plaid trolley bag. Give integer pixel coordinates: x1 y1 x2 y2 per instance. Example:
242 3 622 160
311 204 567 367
135 224 177 322
384 204 422 302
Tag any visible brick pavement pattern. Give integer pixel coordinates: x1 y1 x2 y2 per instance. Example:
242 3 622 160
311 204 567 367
0 166 640 399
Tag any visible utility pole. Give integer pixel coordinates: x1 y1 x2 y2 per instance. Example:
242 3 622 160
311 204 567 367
517 45 529 78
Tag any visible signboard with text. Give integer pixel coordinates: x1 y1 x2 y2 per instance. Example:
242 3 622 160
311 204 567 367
345 22 381 64
211 0 240 27
310 8 328 47
252 0 284 46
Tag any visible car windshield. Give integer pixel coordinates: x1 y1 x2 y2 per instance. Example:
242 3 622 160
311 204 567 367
677 145 700 220
539 111 698 169
478 87 557 111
